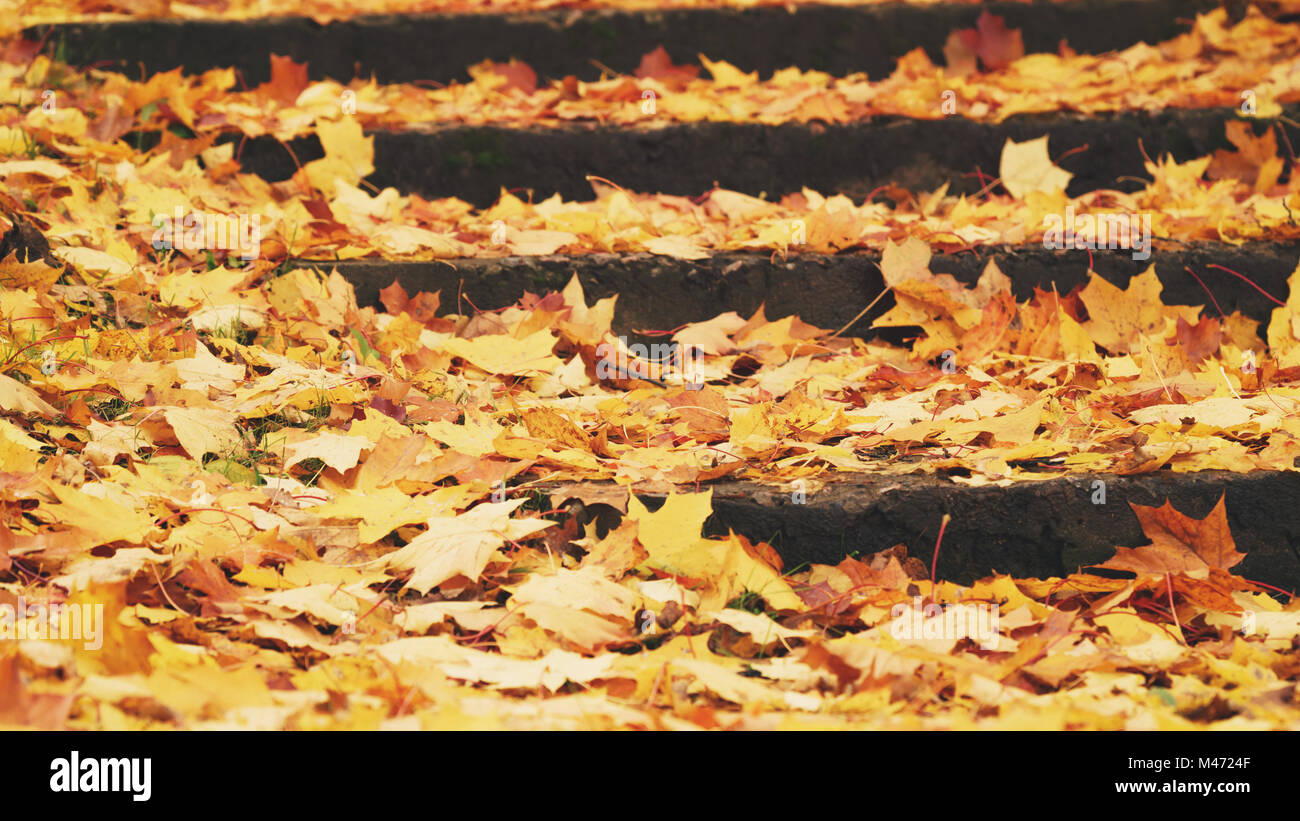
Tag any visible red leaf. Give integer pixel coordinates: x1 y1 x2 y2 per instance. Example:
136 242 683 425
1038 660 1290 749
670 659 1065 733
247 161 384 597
975 11 1025 71
370 396 407 424
944 12 1024 74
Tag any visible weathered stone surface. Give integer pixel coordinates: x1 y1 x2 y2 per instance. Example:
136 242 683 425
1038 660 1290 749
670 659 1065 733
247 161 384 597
33 0 1221 85
225 106 1295 206
555 471 1300 590
306 242 1300 342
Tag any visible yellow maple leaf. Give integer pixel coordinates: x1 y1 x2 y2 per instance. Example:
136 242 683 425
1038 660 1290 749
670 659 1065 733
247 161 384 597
1079 267 1199 355
626 491 803 611
37 482 154 548
1266 261 1300 367
282 431 369 473
439 328 564 376
381 500 553 594
0 373 57 418
163 407 242 460
698 55 758 88
999 136 1072 199
302 118 375 193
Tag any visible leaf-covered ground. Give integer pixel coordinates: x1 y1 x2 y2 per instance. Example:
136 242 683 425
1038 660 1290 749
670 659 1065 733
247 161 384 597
6 11 1300 262
0 9 1298 730
16 9 1300 137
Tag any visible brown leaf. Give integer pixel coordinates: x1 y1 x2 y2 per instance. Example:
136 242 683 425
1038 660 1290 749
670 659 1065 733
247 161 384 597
1175 315 1222 365
734 532 783 574
1208 121 1280 188
656 599 683 629
405 291 443 325
1099 495 1245 576
379 279 409 315
177 558 246 617
942 28 980 76
664 386 731 440
835 551 914 591
1174 569 1246 611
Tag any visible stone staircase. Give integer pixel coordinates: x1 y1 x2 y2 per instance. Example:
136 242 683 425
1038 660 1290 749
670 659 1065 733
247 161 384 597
28 0 1300 589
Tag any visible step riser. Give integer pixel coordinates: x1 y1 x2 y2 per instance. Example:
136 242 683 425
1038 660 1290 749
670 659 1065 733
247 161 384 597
313 244 1300 341
32 0 1221 86
230 108 1296 207
666 471 1300 590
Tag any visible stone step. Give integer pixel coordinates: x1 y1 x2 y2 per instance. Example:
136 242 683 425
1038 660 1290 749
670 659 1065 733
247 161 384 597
32 0 1222 86
227 105 1297 206
550 469 1300 591
303 242 1300 342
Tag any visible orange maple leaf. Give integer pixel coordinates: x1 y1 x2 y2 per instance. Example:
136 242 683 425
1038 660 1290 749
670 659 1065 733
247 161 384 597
257 54 310 105
1208 121 1282 189
635 46 699 86
490 59 538 95
1099 494 1245 576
